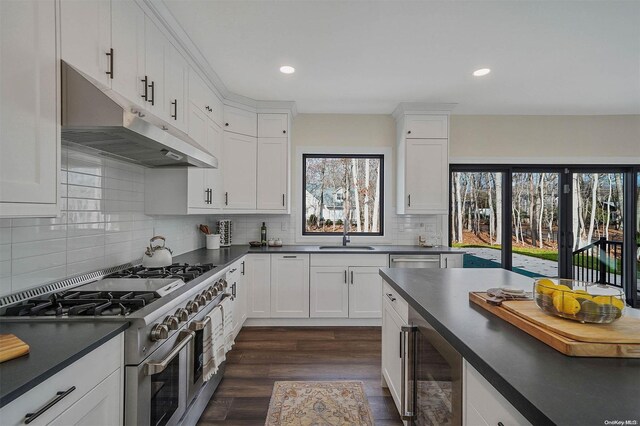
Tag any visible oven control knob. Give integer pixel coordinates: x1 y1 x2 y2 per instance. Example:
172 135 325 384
186 300 199 314
195 294 207 307
150 324 169 341
202 290 213 301
174 308 189 322
163 315 179 331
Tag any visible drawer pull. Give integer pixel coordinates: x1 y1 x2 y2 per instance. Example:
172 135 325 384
24 386 76 424
386 293 396 302
283 255 297 259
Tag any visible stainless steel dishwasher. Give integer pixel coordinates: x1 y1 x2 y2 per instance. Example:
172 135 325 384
389 254 441 269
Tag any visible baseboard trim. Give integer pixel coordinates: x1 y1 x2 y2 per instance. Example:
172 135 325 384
244 318 381 327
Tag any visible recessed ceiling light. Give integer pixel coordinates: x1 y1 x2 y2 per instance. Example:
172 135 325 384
280 65 295 74
473 68 491 77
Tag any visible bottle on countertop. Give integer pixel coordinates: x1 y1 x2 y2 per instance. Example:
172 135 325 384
261 222 267 246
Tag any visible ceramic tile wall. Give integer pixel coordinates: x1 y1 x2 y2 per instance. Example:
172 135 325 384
209 210 443 246
0 148 214 297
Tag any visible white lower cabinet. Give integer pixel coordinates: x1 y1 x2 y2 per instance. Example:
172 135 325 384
270 254 310 318
0 334 124 426
441 253 464 268
382 296 406 413
309 255 387 319
464 360 531 426
245 254 271 318
227 257 246 337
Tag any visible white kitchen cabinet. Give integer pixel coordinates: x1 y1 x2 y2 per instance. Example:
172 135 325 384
257 137 288 211
404 114 448 138
270 254 310 318
403 138 448 214
464 360 531 426
246 254 271 318
0 0 59 217
441 253 464 268
382 297 405 413
188 102 208 150
223 132 257 210
349 267 383 318
0 334 123 426
258 113 289 137
110 0 146 108
227 257 246 337
143 16 165 116
189 72 223 127
144 168 218 214
163 42 188 131
223 105 257 137
309 255 386 319
60 0 111 88
310 267 349 318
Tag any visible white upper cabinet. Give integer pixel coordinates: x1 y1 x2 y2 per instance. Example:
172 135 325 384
110 0 145 108
404 138 448 213
60 0 111 88
0 0 59 217
257 138 288 211
223 132 257 209
258 113 289 137
404 114 448 138
143 16 164 116
163 43 188 131
224 106 257 137
270 255 310 318
189 72 223 127
396 112 450 215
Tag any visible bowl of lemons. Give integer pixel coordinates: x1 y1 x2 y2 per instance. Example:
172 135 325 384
534 278 625 324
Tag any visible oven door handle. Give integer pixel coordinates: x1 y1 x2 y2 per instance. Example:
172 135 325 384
400 325 417 421
189 315 211 331
145 330 194 376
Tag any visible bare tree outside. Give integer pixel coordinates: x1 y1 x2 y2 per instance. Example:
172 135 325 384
304 155 383 234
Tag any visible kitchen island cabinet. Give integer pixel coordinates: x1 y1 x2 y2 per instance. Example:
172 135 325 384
379 267 640 425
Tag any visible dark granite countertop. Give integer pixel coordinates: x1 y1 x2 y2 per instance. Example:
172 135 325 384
379 268 640 426
247 244 464 255
0 321 129 408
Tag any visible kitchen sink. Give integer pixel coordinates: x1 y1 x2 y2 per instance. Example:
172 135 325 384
318 246 376 250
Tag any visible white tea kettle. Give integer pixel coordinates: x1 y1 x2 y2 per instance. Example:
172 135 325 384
142 236 173 268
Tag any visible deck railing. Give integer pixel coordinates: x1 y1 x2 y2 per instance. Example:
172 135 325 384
572 237 623 287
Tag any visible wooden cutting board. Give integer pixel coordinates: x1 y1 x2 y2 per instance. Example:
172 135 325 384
470 292 640 358
0 334 30 363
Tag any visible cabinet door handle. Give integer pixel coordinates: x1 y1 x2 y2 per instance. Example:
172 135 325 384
399 330 403 358
171 99 178 120
407 130 412 135
148 80 155 105
204 189 209 204
344 270 347 284
241 261 245 275
407 194 411 207
141 76 148 100
282 130 286 134
350 270 354 284
225 122 229 127
282 194 285 206
445 258 448 268
400 325 417 420
225 192 228 205
24 386 76 424
386 293 396 302
283 255 297 259
105 48 114 79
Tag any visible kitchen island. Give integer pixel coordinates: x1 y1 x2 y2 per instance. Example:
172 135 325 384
379 267 640 426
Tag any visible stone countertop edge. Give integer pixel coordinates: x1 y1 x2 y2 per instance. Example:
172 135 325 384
0 321 129 408
377 268 640 426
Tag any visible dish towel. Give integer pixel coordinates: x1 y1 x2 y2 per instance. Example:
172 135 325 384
220 296 235 352
204 305 225 381
201 312 213 382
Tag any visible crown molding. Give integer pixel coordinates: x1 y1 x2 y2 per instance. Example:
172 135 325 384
392 102 458 120
140 0 297 117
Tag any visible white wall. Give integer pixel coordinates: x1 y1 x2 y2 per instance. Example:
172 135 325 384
0 147 215 297
450 115 640 163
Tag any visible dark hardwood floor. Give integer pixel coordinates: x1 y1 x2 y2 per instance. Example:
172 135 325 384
197 326 403 425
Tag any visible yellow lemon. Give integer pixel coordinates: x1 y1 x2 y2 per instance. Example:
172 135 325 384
536 278 557 295
593 296 624 310
555 284 572 292
552 293 581 315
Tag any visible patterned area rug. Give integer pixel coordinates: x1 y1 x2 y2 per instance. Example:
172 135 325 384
265 381 375 426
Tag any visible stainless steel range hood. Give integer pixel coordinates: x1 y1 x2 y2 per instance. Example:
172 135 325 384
61 63 217 168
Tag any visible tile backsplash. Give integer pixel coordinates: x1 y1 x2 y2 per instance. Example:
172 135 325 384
0 147 444 297
0 148 214 297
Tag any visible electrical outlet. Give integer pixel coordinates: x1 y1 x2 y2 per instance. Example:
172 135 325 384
281 222 288 231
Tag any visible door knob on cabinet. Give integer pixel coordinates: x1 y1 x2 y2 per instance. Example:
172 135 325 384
282 130 286 134
407 130 412 134
225 122 229 127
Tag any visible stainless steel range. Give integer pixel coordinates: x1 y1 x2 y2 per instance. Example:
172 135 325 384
0 261 232 426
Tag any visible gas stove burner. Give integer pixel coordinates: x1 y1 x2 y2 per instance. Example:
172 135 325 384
106 263 216 282
1 289 161 317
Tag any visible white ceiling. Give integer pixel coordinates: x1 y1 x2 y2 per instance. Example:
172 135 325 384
164 0 640 115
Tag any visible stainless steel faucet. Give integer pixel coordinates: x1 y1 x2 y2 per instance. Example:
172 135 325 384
342 220 350 246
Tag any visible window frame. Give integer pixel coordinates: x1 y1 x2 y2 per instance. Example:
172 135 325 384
302 153 385 236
